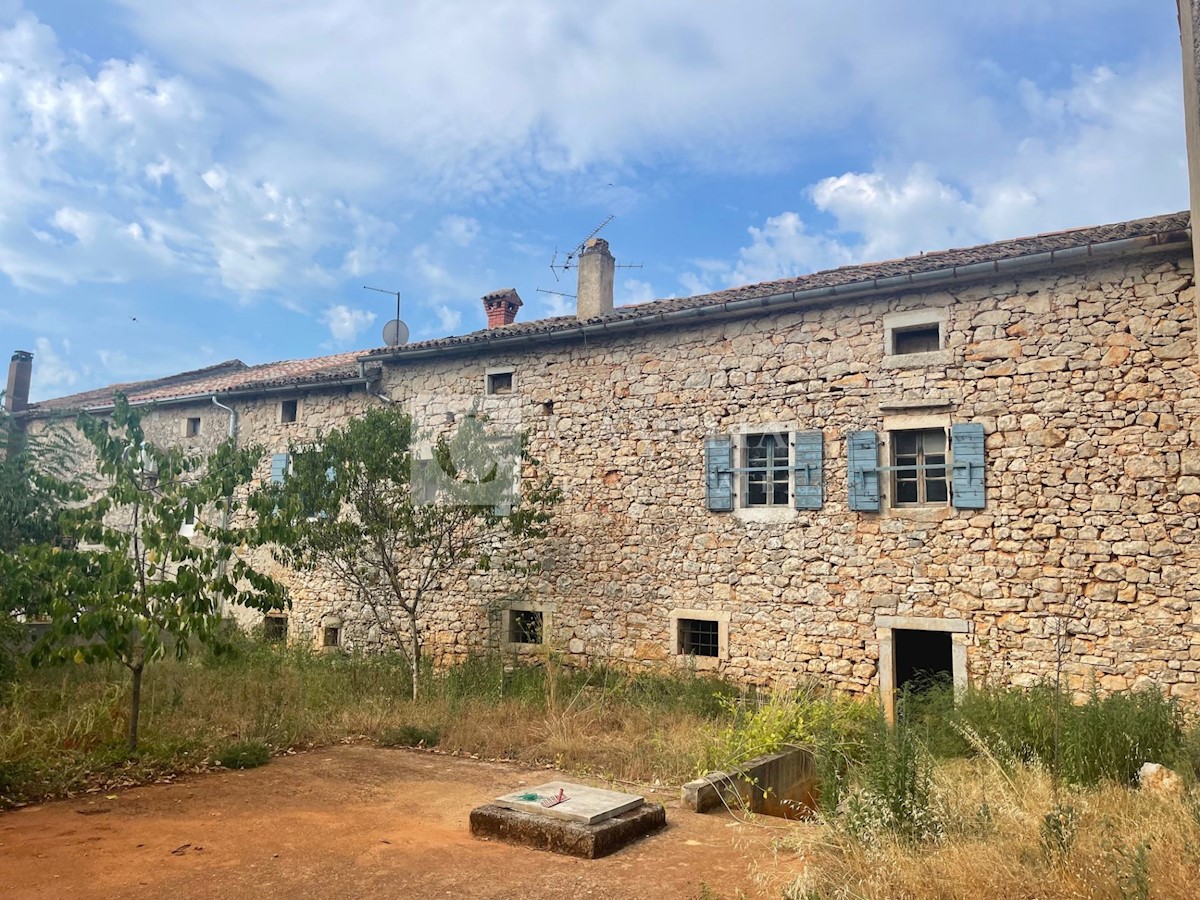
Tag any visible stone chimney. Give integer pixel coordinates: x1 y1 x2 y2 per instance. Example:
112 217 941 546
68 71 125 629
482 288 523 329
577 237 614 319
5 351 32 413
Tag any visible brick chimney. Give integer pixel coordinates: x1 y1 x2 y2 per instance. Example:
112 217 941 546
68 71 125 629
576 237 614 319
5 351 32 413
482 288 523 329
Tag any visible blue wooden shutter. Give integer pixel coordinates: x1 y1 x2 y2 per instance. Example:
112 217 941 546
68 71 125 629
792 430 824 510
951 423 986 509
270 453 290 484
847 431 881 511
705 436 734 512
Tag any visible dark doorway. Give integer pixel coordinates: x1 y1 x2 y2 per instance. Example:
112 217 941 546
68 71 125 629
894 629 953 693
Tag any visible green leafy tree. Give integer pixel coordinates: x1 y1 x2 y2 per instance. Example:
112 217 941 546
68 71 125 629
251 406 560 699
0 399 82 676
27 395 285 750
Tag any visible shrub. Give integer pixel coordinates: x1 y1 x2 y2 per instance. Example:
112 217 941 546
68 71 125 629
378 725 441 748
842 711 939 845
215 741 270 769
909 683 1186 787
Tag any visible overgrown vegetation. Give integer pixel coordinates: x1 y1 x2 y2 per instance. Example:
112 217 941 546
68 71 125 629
0 639 734 807
5 628 1200 898
214 740 270 769
779 684 1200 899
24 395 284 750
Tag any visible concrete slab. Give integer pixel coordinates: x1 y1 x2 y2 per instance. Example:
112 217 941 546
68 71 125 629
469 802 666 859
493 781 644 825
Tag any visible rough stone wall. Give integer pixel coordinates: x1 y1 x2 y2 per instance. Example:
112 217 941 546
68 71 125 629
370 249 1200 697
25 248 1200 699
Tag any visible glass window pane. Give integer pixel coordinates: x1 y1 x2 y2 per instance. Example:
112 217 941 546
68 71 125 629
926 478 948 503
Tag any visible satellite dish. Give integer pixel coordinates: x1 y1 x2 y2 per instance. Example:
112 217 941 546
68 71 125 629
382 318 409 346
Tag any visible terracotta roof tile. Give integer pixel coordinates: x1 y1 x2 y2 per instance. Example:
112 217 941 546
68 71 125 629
363 210 1191 359
26 210 1191 413
30 350 371 414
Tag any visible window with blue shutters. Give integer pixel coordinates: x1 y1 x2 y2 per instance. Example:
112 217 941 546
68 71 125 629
891 429 948 507
706 432 826 513
743 432 789 507
270 453 290 484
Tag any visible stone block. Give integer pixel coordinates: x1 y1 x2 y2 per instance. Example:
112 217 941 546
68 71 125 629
493 782 644 825
469 802 666 859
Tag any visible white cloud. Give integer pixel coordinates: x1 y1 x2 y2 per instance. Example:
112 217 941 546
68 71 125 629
686 60 1187 291
31 336 79 394
620 278 658 306
437 215 480 247
50 207 97 244
107 0 993 194
434 304 462 333
0 9 396 297
321 304 376 344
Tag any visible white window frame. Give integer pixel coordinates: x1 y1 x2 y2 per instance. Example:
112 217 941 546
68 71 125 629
179 504 197 538
485 366 515 396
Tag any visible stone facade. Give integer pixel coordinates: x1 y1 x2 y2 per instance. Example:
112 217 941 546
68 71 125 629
18 226 1200 702
369 248 1200 699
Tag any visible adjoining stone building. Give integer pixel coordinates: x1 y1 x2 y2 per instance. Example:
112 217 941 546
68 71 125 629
10 210 1200 710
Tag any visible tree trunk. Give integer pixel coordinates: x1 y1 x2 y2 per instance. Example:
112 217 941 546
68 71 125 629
408 610 420 702
128 664 144 752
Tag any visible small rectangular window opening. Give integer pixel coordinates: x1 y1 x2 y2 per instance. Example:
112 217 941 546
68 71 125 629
487 371 514 395
891 428 948 507
744 432 789 507
322 626 340 648
510 609 543 645
280 399 299 424
263 616 287 643
678 618 720 658
185 417 201 437
892 324 941 355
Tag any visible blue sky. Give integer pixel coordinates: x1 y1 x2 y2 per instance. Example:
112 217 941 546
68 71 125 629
0 0 1189 400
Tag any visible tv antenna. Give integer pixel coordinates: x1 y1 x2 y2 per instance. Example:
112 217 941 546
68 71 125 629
363 285 409 346
536 288 576 299
548 215 643 282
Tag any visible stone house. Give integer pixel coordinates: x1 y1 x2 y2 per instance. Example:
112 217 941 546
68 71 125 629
9 207 1200 711
10 4 1200 707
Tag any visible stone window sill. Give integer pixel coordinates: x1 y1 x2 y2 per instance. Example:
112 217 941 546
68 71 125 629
882 349 952 370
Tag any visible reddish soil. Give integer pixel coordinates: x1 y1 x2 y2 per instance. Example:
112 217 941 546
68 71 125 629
0 746 801 899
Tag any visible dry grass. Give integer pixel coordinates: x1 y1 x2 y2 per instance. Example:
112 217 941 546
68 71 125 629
0 644 725 805
783 757 1200 900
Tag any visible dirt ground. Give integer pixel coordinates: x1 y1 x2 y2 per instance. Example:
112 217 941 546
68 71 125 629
0 745 804 899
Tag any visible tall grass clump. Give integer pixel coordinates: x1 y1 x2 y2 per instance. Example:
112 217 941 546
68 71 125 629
906 682 1187 786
